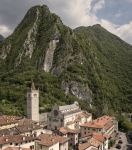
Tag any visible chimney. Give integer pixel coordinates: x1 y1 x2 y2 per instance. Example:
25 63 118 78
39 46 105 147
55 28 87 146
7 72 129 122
5 138 8 142
22 137 26 141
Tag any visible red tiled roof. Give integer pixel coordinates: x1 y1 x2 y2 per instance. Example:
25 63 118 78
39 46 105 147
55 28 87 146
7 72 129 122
3 147 31 150
0 116 20 126
79 135 103 150
15 124 42 133
18 118 36 126
90 138 102 148
92 133 106 143
78 142 91 150
0 135 36 145
59 127 79 134
80 115 113 129
38 134 69 147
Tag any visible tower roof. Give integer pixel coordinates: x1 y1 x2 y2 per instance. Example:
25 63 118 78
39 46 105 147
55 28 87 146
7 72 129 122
31 81 36 90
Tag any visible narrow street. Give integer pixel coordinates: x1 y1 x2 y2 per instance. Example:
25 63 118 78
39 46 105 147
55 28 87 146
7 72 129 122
110 132 128 150
127 132 132 150
119 132 128 150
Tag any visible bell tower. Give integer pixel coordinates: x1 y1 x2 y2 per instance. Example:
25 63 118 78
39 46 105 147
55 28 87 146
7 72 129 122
27 81 39 122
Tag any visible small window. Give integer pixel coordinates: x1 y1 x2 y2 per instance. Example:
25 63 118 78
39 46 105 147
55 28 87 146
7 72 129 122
34 94 37 97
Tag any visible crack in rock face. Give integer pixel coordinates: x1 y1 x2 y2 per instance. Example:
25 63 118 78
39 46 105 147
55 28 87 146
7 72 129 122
15 51 24 67
24 8 39 59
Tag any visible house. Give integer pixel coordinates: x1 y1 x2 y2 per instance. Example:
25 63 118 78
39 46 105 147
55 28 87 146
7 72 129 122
0 115 21 130
0 118 47 137
58 127 79 149
74 112 92 129
80 116 117 138
3 147 31 150
78 142 98 150
0 135 37 150
35 133 69 150
78 133 109 150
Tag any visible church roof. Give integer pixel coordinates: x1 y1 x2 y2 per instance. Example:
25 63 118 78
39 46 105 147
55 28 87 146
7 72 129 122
59 102 79 112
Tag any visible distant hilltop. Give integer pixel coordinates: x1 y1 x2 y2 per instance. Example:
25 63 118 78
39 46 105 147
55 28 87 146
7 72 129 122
0 34 4 43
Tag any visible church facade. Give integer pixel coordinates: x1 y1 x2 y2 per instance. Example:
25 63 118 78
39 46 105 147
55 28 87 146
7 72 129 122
47 102 92 130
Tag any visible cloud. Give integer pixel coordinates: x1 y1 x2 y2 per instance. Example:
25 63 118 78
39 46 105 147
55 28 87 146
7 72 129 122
116 22 132 44
44 0 96 28
92 0 105 13
43 0 132 44
0 25 11 37
0 0 132 45
0 0 42 36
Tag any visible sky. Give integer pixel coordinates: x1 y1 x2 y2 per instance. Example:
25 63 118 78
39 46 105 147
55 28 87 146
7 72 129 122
0 0 132 44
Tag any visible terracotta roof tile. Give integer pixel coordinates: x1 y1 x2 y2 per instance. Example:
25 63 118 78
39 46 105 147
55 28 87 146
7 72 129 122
92 133 106 143
59 127 79 134
3 147 31 150
80 115 113 129
0 135 37 145
90 138 102 148
38 134 69 147
0 116 20 126
78 142 91 150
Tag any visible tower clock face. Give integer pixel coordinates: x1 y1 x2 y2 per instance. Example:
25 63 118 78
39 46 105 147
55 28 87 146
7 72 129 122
54 110 58 116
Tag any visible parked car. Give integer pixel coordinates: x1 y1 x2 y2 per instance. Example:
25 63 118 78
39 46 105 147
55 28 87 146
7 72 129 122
116 144 121 149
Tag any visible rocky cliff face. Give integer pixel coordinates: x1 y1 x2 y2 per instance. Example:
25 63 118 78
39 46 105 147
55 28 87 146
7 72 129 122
43 36 59 72
0 5 132 115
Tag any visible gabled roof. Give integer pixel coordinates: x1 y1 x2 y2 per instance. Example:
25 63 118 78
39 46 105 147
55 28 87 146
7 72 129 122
38 134 69 147
59 127 79 134
59 102 79 112
3 147 31 150
78 142 91 150
0 135 37 145
0 115 20 126
80 115 113 129
92 132 107 143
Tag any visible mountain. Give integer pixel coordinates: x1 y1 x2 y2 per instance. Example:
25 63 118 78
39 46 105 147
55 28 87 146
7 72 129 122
0 5 132 116
0 35 4 43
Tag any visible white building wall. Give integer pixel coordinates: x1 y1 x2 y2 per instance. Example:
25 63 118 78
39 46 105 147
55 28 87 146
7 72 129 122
60 142 68 150
1 141 35 150
36 142 59 150
104 139 109 150
0 123 18 130
27 89 39 122
64 111 82 126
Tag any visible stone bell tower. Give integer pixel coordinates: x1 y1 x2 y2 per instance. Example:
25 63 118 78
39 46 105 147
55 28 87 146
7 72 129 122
27 81 39 122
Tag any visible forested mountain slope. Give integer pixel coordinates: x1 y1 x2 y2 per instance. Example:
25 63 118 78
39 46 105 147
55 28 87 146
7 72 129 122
0 5 132 116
